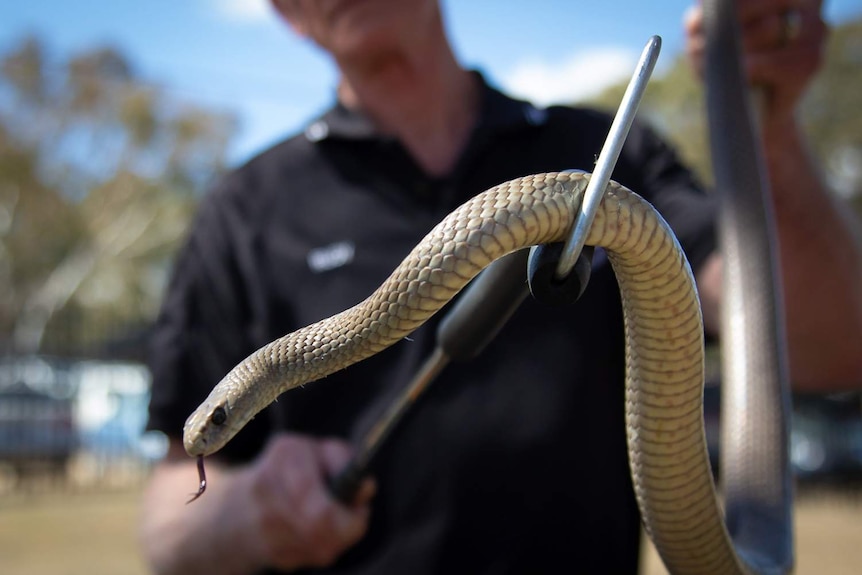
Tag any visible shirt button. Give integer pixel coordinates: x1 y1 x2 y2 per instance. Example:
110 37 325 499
305 121 330 142
524 104 548 126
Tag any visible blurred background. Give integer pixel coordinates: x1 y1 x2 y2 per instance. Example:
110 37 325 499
0 1 860 574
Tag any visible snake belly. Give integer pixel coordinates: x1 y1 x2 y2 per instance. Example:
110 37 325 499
183 171 746 574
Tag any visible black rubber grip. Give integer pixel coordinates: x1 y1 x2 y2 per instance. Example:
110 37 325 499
436 249 531 361
527 244 594 307
329 248 540 502
328 459 365 504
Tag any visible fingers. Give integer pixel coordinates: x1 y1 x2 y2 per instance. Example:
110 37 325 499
685 0 826 62
738 0 826 52
247 434 375 570
736 0 823 25
683 0 827 116
683 5 706 78
744 14 826 84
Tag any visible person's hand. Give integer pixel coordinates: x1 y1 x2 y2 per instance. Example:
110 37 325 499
236 433 376 571
684 0 828 121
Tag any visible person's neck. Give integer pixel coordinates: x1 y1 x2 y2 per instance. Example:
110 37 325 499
335 41 479 177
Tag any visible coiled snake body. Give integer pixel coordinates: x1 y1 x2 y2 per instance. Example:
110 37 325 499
185 171 751 574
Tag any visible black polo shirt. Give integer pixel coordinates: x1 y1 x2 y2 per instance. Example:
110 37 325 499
147 76 716 574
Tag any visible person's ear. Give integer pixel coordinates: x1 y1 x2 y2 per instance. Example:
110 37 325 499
270 0 309 37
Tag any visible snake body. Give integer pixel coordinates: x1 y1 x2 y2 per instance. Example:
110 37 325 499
703 0 794 573
185 171 754 574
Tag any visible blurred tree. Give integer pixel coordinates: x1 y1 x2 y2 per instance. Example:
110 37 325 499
803 17 862 208
0 35 236 356
3 18 858 357
583 16 862 214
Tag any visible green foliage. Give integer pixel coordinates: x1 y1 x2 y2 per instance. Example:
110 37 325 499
0 35 237 355
581 50 713 186
581 17 862 205
802 18 862 207
3 18 860 356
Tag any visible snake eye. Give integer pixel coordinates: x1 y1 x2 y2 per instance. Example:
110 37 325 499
211 406 227 426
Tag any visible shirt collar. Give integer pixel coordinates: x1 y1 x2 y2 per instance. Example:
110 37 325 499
304 72 547 143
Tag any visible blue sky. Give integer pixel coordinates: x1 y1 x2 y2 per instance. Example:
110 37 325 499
3 0 861 165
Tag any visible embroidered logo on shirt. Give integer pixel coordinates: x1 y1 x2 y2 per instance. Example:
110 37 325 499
307 241 355 273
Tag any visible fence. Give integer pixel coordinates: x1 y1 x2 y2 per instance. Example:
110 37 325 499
1 353 861 494
0 354 166 493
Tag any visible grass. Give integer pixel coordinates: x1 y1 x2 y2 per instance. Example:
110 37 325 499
641 487 862 574
1 484 861 574
0 488 149 575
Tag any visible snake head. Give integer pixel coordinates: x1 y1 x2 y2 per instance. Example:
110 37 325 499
183 365 279 456
183 398 233 456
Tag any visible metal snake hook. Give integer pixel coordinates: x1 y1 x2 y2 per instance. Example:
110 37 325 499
555 35 661 280
326 40 665 494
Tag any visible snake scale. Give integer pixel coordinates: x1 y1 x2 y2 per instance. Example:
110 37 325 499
185 171 754 574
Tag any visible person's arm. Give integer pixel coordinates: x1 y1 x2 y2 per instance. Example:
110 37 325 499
139 434 376 575
764 117 861 389
686 0 862 390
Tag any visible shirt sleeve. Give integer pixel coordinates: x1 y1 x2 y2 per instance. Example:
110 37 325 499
145 178 263 453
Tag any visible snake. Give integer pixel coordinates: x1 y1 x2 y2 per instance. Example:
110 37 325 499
183 1 795 572
187 171 748 574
